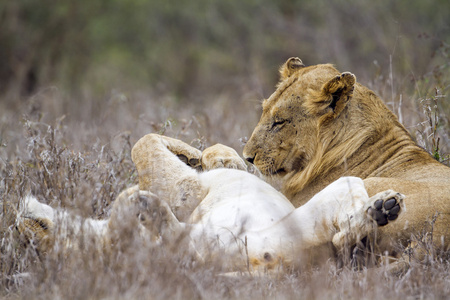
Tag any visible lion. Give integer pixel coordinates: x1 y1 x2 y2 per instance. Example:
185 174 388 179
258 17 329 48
18 133 404 272
242 57 450 268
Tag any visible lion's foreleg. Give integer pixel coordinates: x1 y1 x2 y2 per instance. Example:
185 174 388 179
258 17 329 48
108 188 186 244
131 134 205 220
245 177 403 267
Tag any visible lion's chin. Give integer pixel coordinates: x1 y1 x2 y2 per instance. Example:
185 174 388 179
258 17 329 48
263 168 287 177
274 168 287 176
254 163 287 177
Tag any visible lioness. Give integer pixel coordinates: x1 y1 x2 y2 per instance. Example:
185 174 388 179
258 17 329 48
19 133 403 271
243 57 450 263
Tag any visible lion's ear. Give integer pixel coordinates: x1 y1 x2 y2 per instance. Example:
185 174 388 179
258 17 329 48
279 57 305 81
306 72 356 117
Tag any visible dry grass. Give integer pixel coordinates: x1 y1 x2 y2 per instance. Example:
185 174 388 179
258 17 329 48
1 2 449 297
1 49 449 298
1 91 449 300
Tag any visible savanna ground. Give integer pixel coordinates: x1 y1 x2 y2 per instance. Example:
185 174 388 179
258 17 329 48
1 1 449 299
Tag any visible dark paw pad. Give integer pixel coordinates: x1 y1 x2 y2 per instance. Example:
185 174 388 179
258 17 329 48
368 196 401 227
177 154 201 170
177 154 189 165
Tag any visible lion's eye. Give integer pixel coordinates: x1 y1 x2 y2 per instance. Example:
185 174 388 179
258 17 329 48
271 120 287 129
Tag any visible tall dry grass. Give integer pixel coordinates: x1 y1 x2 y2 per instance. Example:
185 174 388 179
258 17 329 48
1 72 449 299
0 23 449 297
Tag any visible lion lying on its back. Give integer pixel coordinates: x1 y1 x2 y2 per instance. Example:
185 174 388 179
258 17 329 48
17 57 448 273
18 133 404 272
243 57 450 265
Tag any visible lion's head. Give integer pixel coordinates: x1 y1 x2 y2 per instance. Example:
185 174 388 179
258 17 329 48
243 57 401 201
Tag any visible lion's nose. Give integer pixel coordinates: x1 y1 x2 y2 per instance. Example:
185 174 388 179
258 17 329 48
245 156 255 164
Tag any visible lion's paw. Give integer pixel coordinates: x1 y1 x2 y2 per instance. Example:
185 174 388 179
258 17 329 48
136 191 182 236
176 154 201 169
367 190 404 226
169 145 202 169
201 144 247 171
332 189 404 249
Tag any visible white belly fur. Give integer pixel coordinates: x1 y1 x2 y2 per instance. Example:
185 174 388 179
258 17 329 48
188 171 367 264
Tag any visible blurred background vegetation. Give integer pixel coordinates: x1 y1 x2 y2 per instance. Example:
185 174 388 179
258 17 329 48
0 0 449 157
0 2 449 297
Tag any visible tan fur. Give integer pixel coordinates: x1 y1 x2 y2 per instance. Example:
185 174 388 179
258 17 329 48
279 57 305 80
201 144 247 171
243 58 450 254
17 217 55 253
131 134 205 221
18 133 405 272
